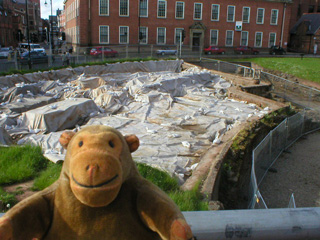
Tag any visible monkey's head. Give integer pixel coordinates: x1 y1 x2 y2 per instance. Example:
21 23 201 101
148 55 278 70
59 125 139 207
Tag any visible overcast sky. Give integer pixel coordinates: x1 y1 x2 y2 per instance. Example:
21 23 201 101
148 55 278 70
40 0 64 19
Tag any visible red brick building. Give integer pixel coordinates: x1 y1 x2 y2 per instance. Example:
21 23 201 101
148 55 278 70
64 0 293 50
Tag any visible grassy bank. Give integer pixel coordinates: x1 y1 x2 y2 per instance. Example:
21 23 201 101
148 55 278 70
0 146 207 211
232 57 320 83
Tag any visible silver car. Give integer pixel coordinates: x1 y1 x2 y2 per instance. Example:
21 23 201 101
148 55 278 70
0 47 13 59
156 47 177 56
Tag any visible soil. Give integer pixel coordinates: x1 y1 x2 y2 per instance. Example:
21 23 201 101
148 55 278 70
3 180 37 202
259 131 320 208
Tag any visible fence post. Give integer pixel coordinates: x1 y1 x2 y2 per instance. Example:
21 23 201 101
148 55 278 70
151 44 153 57
218 60 220 71
126 45 129 58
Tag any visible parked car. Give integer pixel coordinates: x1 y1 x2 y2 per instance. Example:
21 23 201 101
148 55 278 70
18 43 46 53
90 47 118 57
156 47 177 56
269 45 286 55
204 46 226 55
234 46 259 55
19 51 48 64
0 47 14 59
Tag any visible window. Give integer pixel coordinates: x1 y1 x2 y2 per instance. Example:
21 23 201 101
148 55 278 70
139 26 148 44
194 3 202 20
175 28 184 44
270 9 278 25
119 26 129 44
257 8 264 24
157 27 166 44
176 1 184 19
226 30 234 46
139 0 148 17
157 0 166 18
119 0 129 16
99 25 109 43
241 31 248 46
227 6 235 22
99 0 109 15
269 32 276 47
308 5 315 13
210 30 218 46
242 7 250 23
211 4 219 21
255 32 263 47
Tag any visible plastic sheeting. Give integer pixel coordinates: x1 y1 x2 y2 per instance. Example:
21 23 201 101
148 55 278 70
19 98 99 133
0 60 271 182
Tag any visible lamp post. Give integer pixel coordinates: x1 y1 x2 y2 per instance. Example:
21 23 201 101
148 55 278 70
25 0 31 69
44 0 53 67
138 0 143 55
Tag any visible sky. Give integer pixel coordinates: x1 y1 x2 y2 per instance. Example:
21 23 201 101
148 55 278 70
40 0 64 19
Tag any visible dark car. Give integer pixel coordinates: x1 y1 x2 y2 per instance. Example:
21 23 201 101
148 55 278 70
269 45 286 55
204 46 226 55
90 47 118 57
19 51 48 64
234 46 259 55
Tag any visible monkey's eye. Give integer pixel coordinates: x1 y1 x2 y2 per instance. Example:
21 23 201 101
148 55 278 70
109 140 115 148
79 141 83 147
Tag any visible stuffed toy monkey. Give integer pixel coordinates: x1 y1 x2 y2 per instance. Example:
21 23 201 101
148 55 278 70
0 125 194 240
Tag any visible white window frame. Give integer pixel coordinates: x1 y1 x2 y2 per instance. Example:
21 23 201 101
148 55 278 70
119 26 129 44
242 6 250 23
193 3 202 20
157 27 166 44
119 0 129 17
175 1 185 19
139 0 148 17
99 25 109 44
227 5 235 22
269 32 277 47
256 8 265 24
99 0 109 16
175 28 184 44
270 9 279 25
210 29 219 46
240 31 249 46
211 4 220 21
225 30 234 46
157 0 167 18
255 32 263 47
139 26 148 44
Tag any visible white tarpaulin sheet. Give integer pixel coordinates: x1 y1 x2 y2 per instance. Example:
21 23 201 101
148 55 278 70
19 98 99 133
0 60 272 182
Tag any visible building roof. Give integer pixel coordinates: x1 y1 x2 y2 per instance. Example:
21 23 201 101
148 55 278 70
290 13 320 35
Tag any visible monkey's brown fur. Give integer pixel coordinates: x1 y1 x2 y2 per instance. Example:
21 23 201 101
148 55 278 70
0 125 193 240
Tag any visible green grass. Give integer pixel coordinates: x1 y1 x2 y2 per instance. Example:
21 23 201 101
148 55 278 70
32 162 63 191
232 58 320 83
0 145 48 185
0 187 17 209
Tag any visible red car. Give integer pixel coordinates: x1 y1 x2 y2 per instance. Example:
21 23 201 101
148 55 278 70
90 47 118 57
234 46 259 55
204 46 226 55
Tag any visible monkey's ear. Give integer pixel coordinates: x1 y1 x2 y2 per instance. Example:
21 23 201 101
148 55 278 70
124 134 140 153
59 131 76 149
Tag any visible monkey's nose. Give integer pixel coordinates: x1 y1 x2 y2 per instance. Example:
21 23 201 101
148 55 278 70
86 164 99 173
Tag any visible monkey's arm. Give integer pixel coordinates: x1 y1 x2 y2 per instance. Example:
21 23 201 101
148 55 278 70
136 179 193 240
0 183 57 240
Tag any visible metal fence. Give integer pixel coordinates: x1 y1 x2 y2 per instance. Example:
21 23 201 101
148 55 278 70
0 44 206 73
249 111 320 209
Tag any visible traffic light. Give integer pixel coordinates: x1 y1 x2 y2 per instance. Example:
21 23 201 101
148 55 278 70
181 30 186 42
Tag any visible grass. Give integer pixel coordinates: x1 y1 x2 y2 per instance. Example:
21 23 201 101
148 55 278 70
231 57 320 83
0 145 48 185
32 162 63 191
